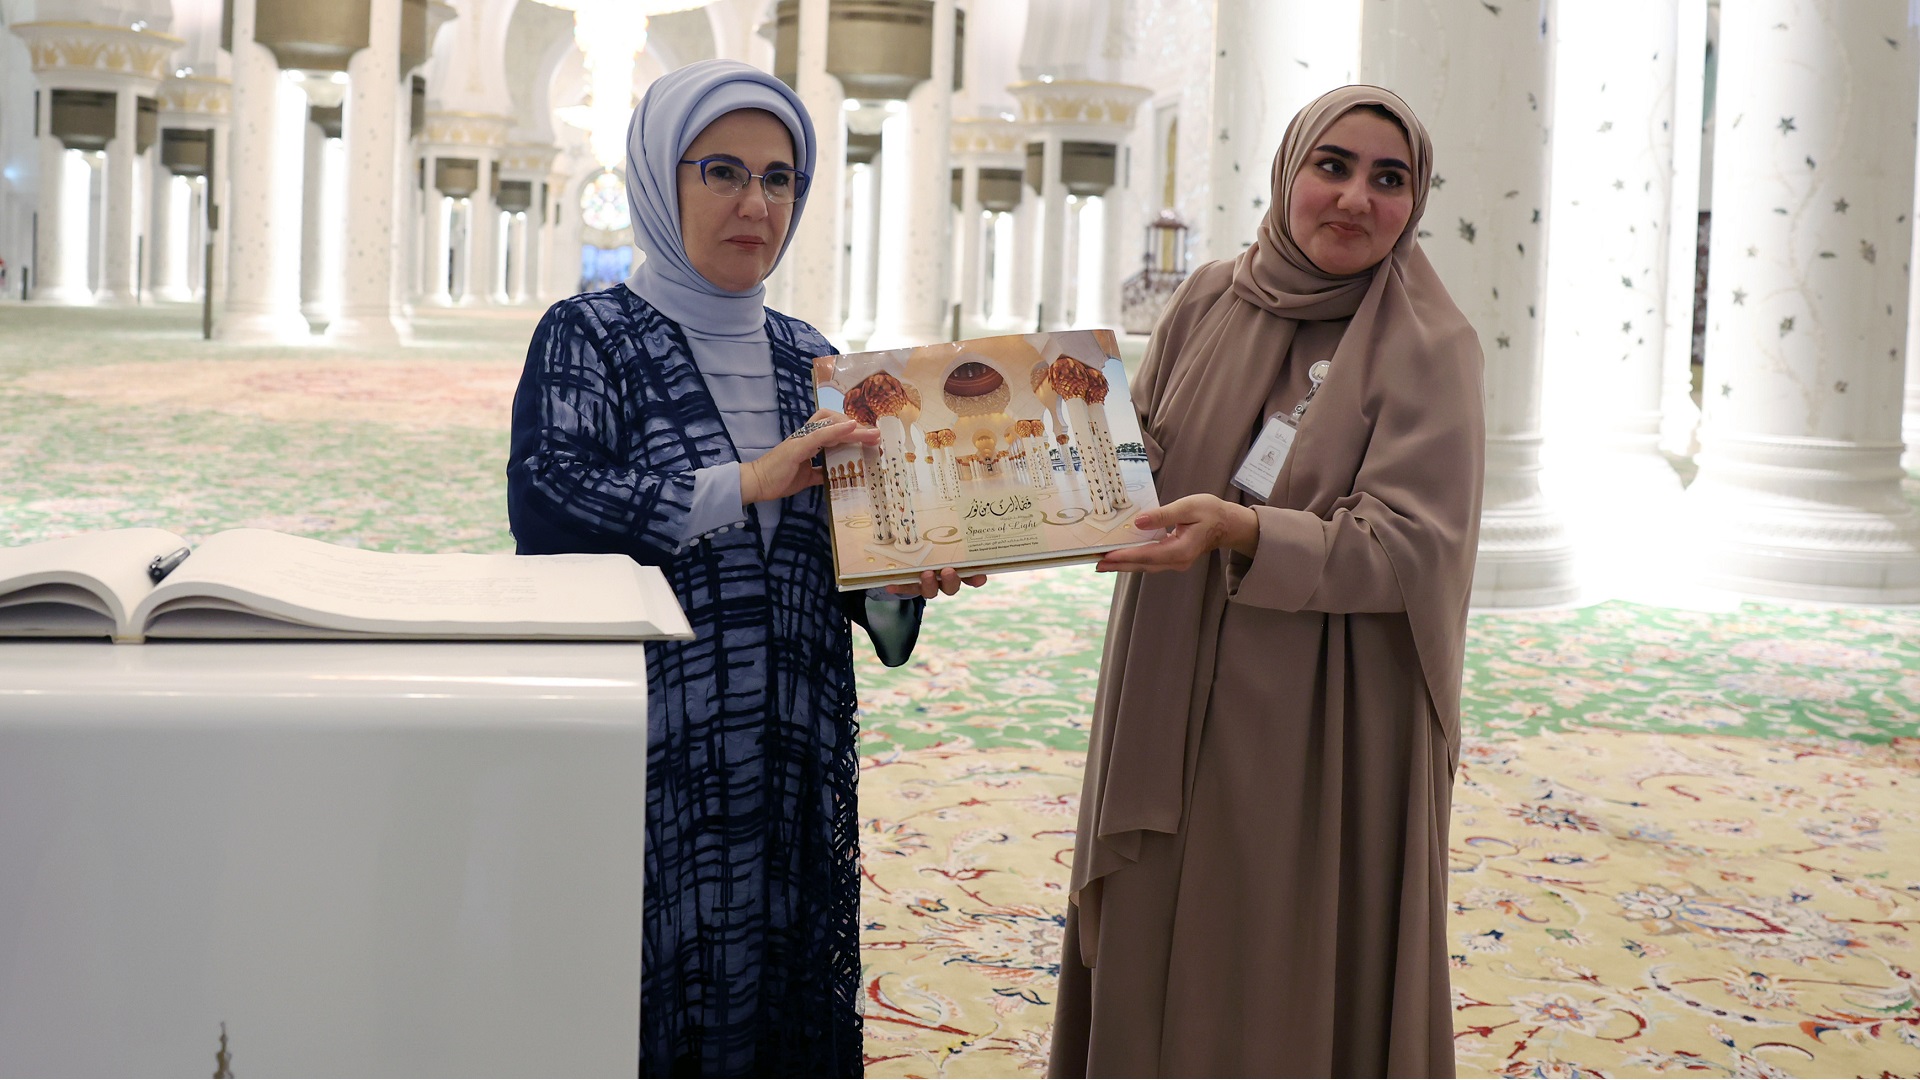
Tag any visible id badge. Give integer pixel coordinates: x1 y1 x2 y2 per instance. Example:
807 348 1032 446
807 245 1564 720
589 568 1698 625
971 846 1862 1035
1232 413 1297 502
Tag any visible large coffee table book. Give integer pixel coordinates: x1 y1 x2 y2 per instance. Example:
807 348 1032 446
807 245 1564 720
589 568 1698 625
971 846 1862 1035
0 527 694 643
813 329 1163 589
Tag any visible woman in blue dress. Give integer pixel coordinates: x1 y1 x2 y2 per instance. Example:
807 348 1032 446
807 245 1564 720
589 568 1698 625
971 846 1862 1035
506 60 973 1076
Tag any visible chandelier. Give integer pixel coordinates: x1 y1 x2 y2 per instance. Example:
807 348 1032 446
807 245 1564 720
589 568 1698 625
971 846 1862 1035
535 0 710 168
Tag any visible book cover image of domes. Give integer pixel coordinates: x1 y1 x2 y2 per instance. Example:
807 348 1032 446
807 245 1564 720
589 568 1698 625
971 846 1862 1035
813 329 1163 589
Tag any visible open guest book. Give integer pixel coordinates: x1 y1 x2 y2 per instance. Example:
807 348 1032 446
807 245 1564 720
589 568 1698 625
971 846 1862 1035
0 527 694 643
813 328 1164 589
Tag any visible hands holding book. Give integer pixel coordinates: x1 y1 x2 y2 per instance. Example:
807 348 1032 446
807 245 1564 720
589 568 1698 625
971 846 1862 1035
886 567 988 599
1095 494 1260 574
742 409 880 505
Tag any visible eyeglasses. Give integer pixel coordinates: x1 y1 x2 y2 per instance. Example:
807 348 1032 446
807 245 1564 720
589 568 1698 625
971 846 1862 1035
679 157 811 205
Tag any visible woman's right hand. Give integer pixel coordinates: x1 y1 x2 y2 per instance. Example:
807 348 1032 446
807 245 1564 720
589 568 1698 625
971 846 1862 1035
741 409 880 505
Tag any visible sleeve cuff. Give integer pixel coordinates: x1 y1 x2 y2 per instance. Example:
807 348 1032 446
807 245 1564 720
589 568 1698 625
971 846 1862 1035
677 462 750 543
1224 505 1329 611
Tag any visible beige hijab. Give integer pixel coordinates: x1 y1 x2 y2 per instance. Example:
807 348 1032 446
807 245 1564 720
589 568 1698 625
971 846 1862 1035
1071 85 1486 925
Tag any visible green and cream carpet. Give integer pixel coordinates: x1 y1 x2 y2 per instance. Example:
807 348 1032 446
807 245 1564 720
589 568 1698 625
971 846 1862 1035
4 303 1918 1079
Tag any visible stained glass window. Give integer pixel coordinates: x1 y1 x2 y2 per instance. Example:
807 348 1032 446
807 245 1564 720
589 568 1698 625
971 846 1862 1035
580 170 630 233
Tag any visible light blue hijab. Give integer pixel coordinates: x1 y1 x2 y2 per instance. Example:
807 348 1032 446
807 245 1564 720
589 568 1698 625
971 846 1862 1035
622 60 816 342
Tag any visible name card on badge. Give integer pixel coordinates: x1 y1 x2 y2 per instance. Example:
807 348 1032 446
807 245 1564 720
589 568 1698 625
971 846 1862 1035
1231 413 1297 502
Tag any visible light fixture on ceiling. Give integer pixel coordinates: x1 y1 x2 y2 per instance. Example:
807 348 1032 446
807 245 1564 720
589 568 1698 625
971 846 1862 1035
535 0 710 169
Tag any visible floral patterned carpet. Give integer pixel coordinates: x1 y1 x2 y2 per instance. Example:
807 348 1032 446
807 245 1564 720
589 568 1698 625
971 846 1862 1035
4 303 1918 1078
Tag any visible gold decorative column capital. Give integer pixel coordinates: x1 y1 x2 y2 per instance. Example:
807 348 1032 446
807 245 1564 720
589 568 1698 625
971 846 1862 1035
498 142 561 178
11 21 184 85
1006 80 1153 136
950 115 1026 163
158 74 232 122
421 111 514 151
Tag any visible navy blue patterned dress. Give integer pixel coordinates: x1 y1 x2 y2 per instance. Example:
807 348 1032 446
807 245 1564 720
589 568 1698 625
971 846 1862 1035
507 285 910 1077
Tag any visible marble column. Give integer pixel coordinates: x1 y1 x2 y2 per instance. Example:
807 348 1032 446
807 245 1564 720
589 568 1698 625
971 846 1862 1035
186 178 207 296
219 0 312 344
1540 0 1684 596
490 194 511 305
1362 0 1576 607
507 212 529 302
97 85 140 305
1688 0 1920 601
463 156 499 306
299 118 331 327
867 0 957 349
1908 61 1920 473
957 163 983 329
789 0 846 342
1099 185 1130 329
1037 134 1068 330
390 107 413 317
148 155 176 300
85 154 104 293
1010 188 1036 330
844 158 879 343
1908 280 1920 467
1207 0 1362 262
417 150 439 300
332 0 407 347
35 103 91 304
449 197 470 302
990 211 1016 326
209 109 231 301
1661 0 1710 458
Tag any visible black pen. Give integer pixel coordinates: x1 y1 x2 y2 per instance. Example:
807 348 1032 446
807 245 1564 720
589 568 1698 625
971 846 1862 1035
148 546 191 583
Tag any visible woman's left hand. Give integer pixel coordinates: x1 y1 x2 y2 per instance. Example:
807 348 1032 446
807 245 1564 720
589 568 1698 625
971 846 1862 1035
1095 494 1260 573
887 567 988 598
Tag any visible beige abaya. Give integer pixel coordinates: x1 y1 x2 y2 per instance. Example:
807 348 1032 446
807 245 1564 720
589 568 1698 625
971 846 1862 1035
1049 86 1486 1078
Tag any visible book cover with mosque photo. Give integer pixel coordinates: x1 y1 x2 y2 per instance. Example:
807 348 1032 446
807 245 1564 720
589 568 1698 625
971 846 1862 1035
812 329 1163 589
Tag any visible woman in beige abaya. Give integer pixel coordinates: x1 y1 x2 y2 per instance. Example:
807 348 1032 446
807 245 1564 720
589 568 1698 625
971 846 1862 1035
1049 85 1484 1078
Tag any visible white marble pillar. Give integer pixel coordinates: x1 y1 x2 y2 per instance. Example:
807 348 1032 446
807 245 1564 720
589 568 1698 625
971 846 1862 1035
85 154 104 292
1908 61 1920 473
148 156 176 300
1208 0 1362 262
1099 187 1130 330
790 0 846 342
186 177 207 296
97 86 140 305
417 150 439 300
500 213 520 303
958 163 984 328
1071 197 1099 326
209 116 231 300
463 158 497 306
1908 289 1920 468
1689 0 1920 601
391 111 414 317
538 177 565 302
1909 187 1920 466
1010 190 1037 330
1037 134 1068 331
449 197 470 302
1363 0 1576 607
299 119 331 327
1661 0 1710 458
1540 0 1684 596
483 184 506 303
219 0 313 344
990 211 1016 326
332 0 407 347
867 0 957 349
36 106 91 304
844 159 879 342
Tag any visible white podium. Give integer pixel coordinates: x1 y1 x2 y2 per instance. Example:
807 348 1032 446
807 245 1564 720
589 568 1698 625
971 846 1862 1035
0 641 652 1078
